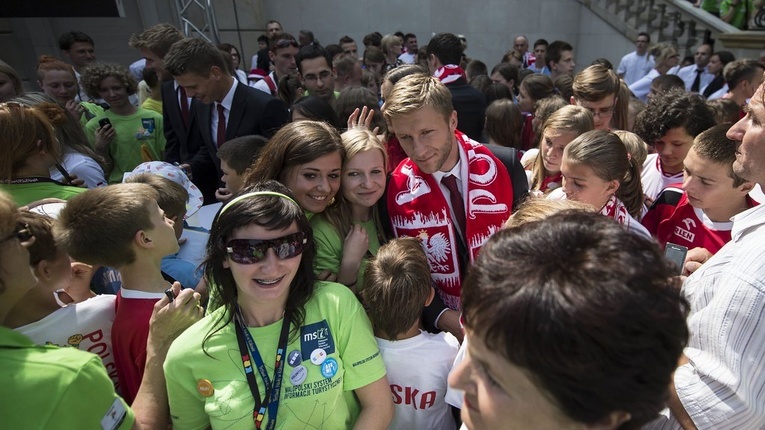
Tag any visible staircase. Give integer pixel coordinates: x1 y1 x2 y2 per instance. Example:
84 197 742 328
577 0 765 57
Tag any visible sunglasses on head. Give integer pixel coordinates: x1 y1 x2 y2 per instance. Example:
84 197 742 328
0 222 33 245
274 39 299 49
226 231 307 264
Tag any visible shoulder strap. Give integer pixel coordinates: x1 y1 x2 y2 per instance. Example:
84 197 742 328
263 75 277 96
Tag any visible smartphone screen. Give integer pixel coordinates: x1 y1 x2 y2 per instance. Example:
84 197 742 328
664 243 688 275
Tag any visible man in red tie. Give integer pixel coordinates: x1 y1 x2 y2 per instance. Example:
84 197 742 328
382 73 514 342
163 38 289 189
129 24 218 202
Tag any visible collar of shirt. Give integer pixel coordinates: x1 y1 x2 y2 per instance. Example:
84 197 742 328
731 203 765 242
431 143 466 190
218 78 238 113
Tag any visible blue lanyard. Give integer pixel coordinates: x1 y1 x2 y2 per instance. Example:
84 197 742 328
234 307 290 430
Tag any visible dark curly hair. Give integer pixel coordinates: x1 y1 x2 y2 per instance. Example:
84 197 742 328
203 180 317 347
80 63 138 100
634 89 715 146
462 211 689 429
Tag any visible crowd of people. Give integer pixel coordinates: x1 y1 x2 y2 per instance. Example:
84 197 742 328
1 17 764 430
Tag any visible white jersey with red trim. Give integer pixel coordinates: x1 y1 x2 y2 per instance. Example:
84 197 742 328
641 153 684 201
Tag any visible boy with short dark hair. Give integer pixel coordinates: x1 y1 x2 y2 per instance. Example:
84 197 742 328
642 123 758 255
214 135 267 201
55 183 182 403
362 237 459 430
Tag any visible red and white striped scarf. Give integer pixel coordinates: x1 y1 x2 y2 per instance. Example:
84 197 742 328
434 64 466 85
387 132 513 310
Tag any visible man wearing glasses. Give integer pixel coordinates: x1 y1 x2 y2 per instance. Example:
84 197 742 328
252 33 300 96
297 45 339 108
571 64 622 131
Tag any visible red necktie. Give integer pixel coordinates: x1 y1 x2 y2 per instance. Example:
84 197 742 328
216 103 226 147
179 86 189 128
441 174 466 237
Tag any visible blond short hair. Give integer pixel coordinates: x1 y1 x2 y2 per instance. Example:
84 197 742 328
383 74 453 123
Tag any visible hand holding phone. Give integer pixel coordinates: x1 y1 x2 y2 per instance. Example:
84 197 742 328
664 243 688 276
98 117 112 129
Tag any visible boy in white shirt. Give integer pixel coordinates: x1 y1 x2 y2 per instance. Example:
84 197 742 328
362 237 459 430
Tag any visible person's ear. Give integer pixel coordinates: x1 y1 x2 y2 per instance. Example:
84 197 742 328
449 110 458 132
606 179 620 194
210 66 223 80
585 410 631 430
737 180 755 194
425 286 435 306
32 260 50 282
135 230 153 249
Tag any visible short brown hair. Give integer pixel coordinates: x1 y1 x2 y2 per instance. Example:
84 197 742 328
18 211 58 265
54 184 159 268
572 64 620 102
693 123 747 187
383 74 453 123
124 173 188 220
128 23 184 58
164 38 226 78
362 237 431 339
216 135 268 175
81 63 138 100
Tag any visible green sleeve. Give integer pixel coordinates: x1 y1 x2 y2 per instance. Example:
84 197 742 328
84 117 99 146
311 216 344 276
326 283 387 392
49 355 135 430
165 339 211 430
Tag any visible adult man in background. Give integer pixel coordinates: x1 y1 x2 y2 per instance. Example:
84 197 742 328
617 32 654 85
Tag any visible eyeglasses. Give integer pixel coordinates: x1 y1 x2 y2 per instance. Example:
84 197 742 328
577 99 617 118
0 222 33 245
226 231 307 264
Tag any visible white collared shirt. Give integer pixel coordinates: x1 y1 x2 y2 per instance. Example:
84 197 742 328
212 79 238 146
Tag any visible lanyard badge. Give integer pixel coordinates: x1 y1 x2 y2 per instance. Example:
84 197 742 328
234 307 291 430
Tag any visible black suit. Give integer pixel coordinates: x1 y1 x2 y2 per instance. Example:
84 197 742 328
161 81 218 202
189 81 289 181
446 77 487 143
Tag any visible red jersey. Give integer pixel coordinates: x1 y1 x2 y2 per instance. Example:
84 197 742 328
641 184 759 254
112 289 163 404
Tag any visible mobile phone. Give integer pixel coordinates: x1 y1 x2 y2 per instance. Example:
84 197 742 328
164 288 175 302
98 117 112 128
664 243 688 275
54 163 75 184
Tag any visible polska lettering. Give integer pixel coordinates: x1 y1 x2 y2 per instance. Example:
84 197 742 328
390 384 437 410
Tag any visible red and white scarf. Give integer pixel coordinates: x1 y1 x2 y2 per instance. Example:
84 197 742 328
600 195 630 226
387 132 513 310
434 64 466 85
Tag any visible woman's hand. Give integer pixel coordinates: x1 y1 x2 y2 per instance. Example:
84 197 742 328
343 224 369 263
65 100 84 119
347 107 380 134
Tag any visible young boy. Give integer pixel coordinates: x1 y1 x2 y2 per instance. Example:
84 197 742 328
362 237 459 430
55 183 181 404
8 211 120 389
634 89 717 201
215 135 267 201
125 172 202 290
641 124 757 255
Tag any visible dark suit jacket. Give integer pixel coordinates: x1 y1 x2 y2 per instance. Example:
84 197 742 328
161 81 218 202
446 77 487 143
190 81 289 180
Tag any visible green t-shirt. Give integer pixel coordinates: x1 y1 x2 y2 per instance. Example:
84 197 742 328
165 282 386 430
79 101 105 127
311 216 383 290
0 327 134 429
141 98 163 115
720 0 748 28
0 180 86 206
85 107 166 184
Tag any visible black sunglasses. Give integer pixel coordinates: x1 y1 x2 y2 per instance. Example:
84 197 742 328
226 231 307 264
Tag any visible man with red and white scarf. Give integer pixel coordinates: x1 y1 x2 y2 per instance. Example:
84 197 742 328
383 73 513 341
425 33 487 143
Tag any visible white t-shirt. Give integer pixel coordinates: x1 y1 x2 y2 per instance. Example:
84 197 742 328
50 151 107 188
642 153 684 202
15 295 118 388
377 331 460 430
